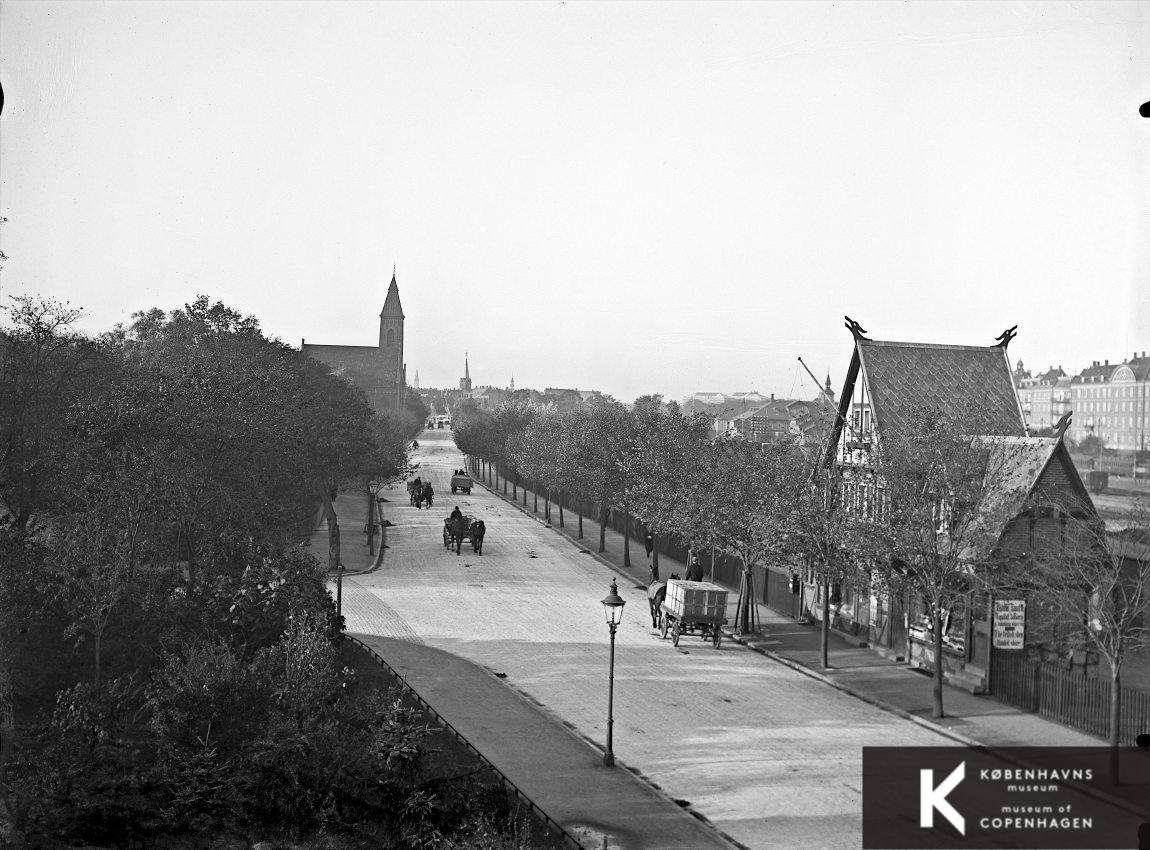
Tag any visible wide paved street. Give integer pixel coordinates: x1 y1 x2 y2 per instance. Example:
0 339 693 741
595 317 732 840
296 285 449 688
341 430 958 850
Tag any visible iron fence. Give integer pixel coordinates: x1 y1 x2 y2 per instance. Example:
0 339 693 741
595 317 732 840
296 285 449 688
990 649 1150 744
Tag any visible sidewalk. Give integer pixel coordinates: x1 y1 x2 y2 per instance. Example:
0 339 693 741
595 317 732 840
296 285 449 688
477 470 1150 816
350 633 737 850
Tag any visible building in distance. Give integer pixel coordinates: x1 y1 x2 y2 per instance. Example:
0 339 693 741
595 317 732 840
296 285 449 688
301 271 406 414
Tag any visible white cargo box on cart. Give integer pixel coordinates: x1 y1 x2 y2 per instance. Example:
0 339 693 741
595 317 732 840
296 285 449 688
664 579 728 620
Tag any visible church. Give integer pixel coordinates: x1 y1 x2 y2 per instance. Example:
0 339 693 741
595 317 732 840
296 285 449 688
301 271 407 414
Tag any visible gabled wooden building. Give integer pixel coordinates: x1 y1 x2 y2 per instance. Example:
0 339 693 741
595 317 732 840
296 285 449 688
805 319 1100 692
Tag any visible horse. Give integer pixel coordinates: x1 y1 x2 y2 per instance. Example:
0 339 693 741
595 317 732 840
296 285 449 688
470 519 485 555
646 573 680 628
421 483 434 509
408 478 423 508
447 513 468 554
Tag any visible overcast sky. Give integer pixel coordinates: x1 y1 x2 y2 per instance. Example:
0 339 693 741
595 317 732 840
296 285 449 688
1 1 1147 403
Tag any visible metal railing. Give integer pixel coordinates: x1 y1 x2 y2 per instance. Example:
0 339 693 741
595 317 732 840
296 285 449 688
991 648 1150 744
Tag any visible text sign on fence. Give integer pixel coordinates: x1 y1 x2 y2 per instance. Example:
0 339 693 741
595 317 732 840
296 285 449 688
994 599 1026 650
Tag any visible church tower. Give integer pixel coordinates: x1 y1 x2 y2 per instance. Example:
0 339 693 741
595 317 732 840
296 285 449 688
460 352 473 392
380 270 405 411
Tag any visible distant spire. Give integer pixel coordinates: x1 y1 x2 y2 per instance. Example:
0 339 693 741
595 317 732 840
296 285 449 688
460 352 473 392
510 374 515 391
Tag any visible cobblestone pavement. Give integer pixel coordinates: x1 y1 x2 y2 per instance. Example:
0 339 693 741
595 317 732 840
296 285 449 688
338 431 959 850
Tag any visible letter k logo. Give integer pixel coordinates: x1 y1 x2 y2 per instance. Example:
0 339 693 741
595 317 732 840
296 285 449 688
920 762 965 835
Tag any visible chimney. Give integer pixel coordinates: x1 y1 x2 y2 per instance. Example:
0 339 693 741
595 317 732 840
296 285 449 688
771 393 774 401
1105 359 1109 366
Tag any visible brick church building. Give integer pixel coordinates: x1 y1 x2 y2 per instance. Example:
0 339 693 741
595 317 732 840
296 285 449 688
301 271 407 414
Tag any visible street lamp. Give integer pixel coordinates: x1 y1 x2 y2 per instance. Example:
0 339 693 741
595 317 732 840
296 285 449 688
601 578 626 767
366 480 383 556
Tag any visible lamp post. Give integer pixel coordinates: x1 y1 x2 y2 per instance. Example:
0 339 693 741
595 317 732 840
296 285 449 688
366 480 383 556
601 579 626 767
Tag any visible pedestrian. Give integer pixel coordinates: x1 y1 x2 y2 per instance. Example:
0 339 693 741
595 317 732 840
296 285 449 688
644 531 654 560
686 552 704 582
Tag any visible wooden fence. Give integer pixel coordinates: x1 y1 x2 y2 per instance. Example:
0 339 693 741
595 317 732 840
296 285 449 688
990 648 1150 744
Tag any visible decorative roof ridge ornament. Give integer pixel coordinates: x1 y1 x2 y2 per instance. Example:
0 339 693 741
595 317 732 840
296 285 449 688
994 325 1018 348
1053 411 1072 439
844 316 869 341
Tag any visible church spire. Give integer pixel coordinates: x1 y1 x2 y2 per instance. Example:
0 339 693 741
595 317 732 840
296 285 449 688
460 352 472 392
381 268 404 319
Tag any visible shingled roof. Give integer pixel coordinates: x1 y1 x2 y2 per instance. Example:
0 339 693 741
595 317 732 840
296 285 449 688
825 330 1027 466
859 340 1024 437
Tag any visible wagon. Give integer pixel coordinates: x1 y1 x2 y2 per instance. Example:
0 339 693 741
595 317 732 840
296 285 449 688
443 515 476 549
451 473 473 494
658 579 728 648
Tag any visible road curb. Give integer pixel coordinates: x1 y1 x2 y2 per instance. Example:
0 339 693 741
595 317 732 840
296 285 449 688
720 630 985 747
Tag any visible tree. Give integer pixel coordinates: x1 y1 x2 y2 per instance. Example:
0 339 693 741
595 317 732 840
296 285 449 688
785 455 873 669
622 396 712 580
0 295 111 528
871 407 1035 719
1026 501 1150 747
452 405 496 480
509 412 563 521
695 439 796 634
562 399 632 555
490 403 536 495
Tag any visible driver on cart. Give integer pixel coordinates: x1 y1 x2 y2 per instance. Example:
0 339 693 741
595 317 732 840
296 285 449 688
450 505 464 522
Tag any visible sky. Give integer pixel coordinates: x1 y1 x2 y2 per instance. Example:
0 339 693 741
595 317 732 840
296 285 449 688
1 1 1147 404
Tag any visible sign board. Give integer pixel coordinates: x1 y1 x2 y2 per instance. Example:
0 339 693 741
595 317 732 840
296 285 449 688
993 599 1026 650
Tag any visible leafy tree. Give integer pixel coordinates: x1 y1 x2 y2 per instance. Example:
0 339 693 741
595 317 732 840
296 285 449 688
490 403 536 495
694 439 796 634
509 411 563 520
562 399 632 555
622 396 712 580
0 295 112 528
786 457 873 669
870 407 1035 719
1071 433 1106 457
1025 501 1150 746
452 404 497 479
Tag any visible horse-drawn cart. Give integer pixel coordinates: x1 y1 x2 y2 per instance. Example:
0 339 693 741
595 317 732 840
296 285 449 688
443 514 485 554
658 579 728 648
450 473 473 494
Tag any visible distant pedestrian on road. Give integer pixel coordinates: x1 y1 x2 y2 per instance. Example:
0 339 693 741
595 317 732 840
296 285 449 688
644 531 654 560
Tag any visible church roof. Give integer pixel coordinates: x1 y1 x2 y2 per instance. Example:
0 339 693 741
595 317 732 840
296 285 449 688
381 272 404 319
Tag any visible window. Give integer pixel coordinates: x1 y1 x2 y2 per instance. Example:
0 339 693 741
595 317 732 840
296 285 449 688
386 329 395 347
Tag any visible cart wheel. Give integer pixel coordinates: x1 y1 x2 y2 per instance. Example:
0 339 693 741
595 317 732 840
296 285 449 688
712 629 722 649
671 621 681 647
660 612 669 639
